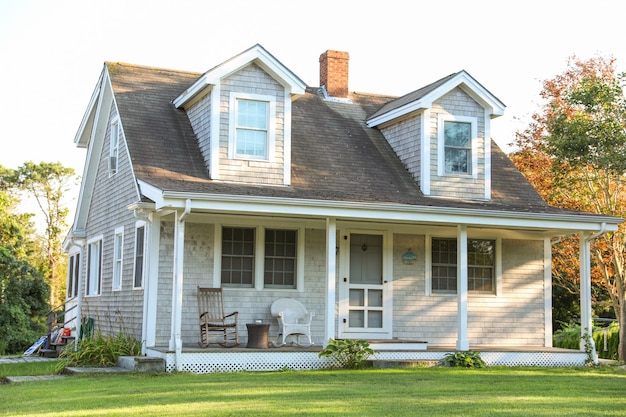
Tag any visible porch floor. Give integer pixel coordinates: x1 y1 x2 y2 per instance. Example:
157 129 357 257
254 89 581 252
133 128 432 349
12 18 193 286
149 344 579 354
147 343 587 373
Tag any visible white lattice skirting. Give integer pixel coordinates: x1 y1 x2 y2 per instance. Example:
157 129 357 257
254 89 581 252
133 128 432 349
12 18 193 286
146 348 588 374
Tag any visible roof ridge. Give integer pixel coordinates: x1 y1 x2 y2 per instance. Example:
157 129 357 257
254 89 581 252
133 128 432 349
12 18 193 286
105 61 202 77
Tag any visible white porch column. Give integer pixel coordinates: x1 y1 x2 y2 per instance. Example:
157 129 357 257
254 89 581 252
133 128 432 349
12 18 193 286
579 231 598 363
456 224 469 350
144 214 160 350
325 217 337 344
170 201 191 371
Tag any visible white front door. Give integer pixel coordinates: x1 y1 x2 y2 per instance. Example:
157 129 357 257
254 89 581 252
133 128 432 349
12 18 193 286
339 232 391 339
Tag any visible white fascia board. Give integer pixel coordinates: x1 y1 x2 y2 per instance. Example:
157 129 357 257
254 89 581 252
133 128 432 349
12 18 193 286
74 68 105 148
173 45 306 108
73 71 114 233
149 191 621 234
366 99 430 128
137 180 166 207
367 71 506 128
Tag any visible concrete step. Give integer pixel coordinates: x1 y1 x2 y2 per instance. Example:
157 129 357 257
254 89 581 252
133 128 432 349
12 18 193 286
117 356 165 373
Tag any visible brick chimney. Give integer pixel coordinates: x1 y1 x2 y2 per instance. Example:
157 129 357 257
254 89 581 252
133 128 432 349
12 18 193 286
319 50 349 98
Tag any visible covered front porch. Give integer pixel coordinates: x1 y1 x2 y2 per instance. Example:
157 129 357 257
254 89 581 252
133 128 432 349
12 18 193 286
146 343 588 373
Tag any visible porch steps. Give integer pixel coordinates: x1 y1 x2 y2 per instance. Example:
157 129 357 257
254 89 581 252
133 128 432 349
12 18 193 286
369 359 439 369
39 335 75 358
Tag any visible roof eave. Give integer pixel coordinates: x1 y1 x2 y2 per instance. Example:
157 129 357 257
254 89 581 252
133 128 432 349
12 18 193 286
136 181 621 234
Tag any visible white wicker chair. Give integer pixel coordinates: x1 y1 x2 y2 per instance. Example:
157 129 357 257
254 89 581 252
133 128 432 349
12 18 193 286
270 298 314 346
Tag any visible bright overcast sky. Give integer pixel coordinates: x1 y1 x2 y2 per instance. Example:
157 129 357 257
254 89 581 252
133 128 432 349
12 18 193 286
2 0 626 178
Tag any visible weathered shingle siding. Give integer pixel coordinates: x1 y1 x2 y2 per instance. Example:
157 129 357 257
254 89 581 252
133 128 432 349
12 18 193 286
391 234 546 346
81 104 144 340
429 88 486 199
186 93 212 174
380 115 422 183
154 222 328 347
218 64 286 184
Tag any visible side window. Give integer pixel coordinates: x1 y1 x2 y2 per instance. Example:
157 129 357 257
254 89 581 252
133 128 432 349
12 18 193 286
112 227 124 291
67 252 81 299
133 224 146 289
221 227 255 287
264 229 297 289
431 237 495 294
86 238 102 296
109 118 119 175
229 93 276 161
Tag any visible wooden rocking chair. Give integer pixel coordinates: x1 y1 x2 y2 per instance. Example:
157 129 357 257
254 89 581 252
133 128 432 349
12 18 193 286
197 287 239 347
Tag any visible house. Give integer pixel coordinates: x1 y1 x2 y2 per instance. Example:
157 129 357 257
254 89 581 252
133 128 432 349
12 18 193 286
63 44 621 372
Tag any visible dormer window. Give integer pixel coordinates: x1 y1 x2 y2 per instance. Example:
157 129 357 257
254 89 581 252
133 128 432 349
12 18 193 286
229 92 276 161
438 115 478 178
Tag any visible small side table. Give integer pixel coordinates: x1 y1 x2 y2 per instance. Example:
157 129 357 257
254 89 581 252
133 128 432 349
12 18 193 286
246 323 270 349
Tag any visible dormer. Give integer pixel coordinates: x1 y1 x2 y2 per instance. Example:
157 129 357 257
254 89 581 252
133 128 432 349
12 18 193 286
173 44 306 186
367 71 505 200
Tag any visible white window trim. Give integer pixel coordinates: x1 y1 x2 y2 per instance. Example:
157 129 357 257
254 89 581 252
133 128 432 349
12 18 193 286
437 115 478 179
133 221 147 290
425 235 501 296
112 226 124 291
109 117 120 176
228 92 276 162
86 235 103 297
214 223 304 292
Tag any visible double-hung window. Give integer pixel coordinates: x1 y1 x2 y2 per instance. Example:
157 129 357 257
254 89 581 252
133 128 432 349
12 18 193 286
229 93 275 161
438 115 477 176
67 252 80 299
220 226 299 289
221 227 255 287
264 229 297 289
432 238 495 294
133 224 146 289
86 238 102 296
112 227 124 291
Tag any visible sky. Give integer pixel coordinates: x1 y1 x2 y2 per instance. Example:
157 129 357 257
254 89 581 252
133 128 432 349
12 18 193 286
1 0 626 179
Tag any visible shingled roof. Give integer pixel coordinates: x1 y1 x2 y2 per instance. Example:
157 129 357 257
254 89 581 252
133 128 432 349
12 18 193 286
107 62 574 215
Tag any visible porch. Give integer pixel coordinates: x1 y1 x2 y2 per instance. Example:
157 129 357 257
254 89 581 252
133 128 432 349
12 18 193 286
146 343 588 373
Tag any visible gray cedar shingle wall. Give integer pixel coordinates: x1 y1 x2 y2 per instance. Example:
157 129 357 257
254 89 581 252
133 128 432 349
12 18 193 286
186 92 212 174
82 104 144 340
218 64 286 184
380 115 422 184
429 88 486 199
391 234 546 346
153 222 328 346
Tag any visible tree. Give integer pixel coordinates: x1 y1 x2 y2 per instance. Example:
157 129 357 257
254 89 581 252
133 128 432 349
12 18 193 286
0 185 48 354
10 162 77 307
511 55 626 361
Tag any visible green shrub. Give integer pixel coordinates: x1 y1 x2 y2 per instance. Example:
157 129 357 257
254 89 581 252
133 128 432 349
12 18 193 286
440 351 486 368
553 322 620 360
56 331 142 371
318 338 376 369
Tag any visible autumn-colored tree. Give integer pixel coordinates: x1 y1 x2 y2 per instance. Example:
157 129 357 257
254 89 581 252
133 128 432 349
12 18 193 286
510 55 626 361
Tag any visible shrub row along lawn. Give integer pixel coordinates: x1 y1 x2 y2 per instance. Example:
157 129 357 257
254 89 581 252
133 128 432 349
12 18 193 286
1 365 625 416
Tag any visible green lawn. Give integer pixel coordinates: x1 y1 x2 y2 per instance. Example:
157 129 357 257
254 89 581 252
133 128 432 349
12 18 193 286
1 366 625 416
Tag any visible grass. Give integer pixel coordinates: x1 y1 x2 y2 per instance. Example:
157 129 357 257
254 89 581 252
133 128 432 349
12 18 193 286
0 365 625 416
0 360 61 378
